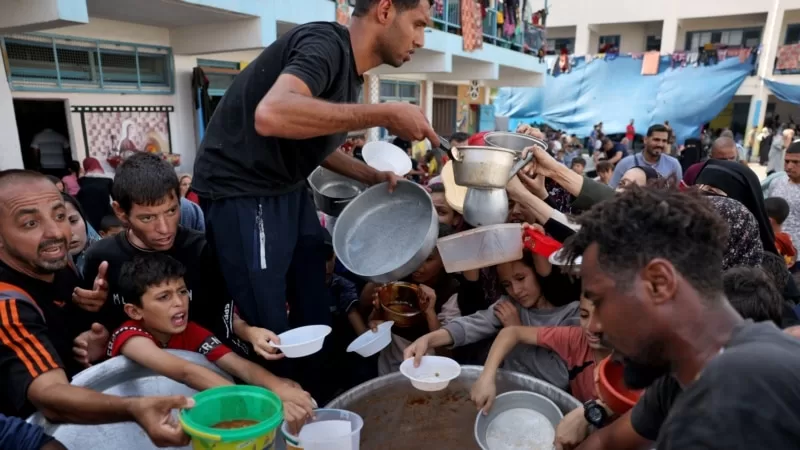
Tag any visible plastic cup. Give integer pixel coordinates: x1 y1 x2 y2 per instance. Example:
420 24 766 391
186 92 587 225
347 321 394 357
270 325 332 358
281 409 364 450
400 356 461 392
179 385 283 450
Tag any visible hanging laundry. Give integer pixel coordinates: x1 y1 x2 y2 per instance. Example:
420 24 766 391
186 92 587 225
686 51 699 67
739 47 753 64
556 48 571 74
461 0 483 52
434 0 444 17
640 51 660 75
716 49 728 61
605 51 619 61
776 43 800 71
335 0 349 25
584 54 594 64
671 51 687 68
630 53 644 60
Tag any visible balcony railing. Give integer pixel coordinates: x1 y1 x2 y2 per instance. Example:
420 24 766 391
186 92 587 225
330 0 537 55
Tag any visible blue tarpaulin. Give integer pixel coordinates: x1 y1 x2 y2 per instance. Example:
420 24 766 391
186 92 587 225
495 55 753 143
764 78 800 105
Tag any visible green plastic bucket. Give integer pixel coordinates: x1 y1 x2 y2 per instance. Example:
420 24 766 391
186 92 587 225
179 385 283 450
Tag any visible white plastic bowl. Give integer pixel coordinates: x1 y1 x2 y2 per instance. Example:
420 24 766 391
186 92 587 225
362 141 413 176
270 325 332 358
437 224 523 273
347 321 394 357
400 355 461 392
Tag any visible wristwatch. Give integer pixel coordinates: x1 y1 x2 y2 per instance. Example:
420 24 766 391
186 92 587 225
584 399 609 428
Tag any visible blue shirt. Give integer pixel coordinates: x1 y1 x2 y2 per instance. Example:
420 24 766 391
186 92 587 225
609 153 683 188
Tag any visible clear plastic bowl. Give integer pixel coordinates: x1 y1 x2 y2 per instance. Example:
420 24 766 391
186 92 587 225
282 409 364 450
436 224 524 273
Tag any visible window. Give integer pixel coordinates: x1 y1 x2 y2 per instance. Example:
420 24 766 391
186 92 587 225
646 35 661 52
379 80 420 103
598 35 621 52
685 27 762 51
546 38 575 55
785 24 800 45
197 59 240 97
1 33 173 94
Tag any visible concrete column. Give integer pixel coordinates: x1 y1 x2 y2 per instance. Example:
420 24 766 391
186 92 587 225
573 23 593 56
365 75 380 142
0 63 23 170
746 0 784 149
422 80 434 123
660 17 681 54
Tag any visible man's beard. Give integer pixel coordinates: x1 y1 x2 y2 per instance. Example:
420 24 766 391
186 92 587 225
622 357 671 390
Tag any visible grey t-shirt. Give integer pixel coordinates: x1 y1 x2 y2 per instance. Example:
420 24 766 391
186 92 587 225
631 321 800 449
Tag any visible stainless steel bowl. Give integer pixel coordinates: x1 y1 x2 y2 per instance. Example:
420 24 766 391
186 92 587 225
484 132 548 153
474 391 564 450
28 350 232 450
333 180 438 283
321 365 580 450
308 166 367 217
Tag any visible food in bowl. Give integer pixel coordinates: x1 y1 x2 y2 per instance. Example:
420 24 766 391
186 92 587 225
485 408 555 450
377 282 423 327
213 419 259 429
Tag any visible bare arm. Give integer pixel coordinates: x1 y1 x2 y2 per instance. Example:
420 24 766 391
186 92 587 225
576 410 651 450
322 149 381 185
28 369 136 423
214 353 282 391
608 151 623 165
347 309 368 335
121 337 232 391
255 74 390 139
481 326 539 378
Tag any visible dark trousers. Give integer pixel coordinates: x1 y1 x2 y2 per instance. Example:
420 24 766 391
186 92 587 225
203 189 334 401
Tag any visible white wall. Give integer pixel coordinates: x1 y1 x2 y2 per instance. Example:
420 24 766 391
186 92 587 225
0 62 23 169
590 22 662 54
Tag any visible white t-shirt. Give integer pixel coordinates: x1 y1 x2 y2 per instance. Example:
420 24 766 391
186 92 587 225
30 129 70 169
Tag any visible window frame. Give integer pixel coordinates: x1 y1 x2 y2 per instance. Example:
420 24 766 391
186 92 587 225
684 27 763 51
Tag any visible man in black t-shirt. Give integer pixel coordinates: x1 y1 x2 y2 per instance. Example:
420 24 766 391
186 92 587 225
0 169 190 447
192 1 437 353
81 153 248 357
563 187 800 450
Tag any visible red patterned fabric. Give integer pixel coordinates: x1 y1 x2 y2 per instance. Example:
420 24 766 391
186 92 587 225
777 44 800 71
461 0 483 52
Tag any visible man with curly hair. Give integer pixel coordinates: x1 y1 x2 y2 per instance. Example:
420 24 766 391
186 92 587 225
565 186 800 450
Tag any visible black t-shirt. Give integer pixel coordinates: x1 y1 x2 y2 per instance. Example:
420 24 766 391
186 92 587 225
632 321 800 449
193 22 364 199
82 228 246 354
0 262 89 417
630 375 682 441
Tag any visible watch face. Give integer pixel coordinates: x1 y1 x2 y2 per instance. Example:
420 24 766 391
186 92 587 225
587 406 604 423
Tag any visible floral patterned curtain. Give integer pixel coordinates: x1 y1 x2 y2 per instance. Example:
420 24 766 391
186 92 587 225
461 0 483 52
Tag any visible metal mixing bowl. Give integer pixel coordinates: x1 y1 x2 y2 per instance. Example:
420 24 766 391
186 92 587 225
322 365 581 450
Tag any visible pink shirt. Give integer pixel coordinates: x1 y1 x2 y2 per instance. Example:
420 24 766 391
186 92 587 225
537 326 598 403
61 174 80 196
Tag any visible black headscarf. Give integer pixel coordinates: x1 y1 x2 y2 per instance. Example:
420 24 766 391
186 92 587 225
694 159 777 255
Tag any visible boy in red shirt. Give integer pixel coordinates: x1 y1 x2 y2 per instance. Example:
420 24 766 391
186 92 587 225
107 253 315 424
765 197 797 268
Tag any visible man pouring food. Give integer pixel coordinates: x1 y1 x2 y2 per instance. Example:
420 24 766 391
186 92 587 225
192 0 439 400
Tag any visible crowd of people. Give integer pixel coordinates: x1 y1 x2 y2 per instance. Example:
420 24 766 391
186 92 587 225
3 0 800 449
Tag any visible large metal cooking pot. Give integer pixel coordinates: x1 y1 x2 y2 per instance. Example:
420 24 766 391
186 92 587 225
323 365 580 450
308 166 367 217
28 350 232 450
333 180 438 283
450 145 533 189
484 131 548 153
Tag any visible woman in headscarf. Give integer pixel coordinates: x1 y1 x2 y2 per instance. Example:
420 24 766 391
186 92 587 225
76 157 114 230
705 196 764 269
62 193 100 276
694 159 777 254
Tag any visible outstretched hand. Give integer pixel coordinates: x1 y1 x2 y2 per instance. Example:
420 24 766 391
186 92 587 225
73 261 109 312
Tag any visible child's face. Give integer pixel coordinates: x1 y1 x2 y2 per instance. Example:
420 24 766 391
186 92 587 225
571 163 585 175
411 249 443 286
431 192 461 228
124 278 190 335
599 170 613 183
579 296 606 350
497 261 542 308
100 226 124 238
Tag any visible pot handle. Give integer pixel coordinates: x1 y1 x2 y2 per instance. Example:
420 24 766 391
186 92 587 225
438 136 459 161
507 151 534 181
